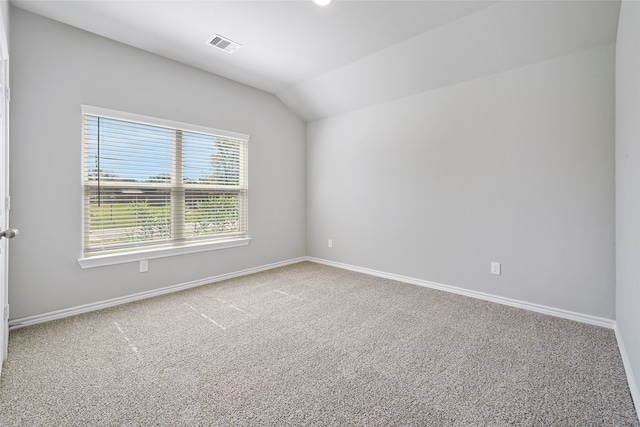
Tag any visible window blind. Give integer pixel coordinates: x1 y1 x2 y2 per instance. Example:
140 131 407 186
82 108 248 256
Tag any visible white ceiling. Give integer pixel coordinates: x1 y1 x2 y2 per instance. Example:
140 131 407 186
11 0 621 121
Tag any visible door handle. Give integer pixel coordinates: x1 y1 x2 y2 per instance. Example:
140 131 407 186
0 229 18 239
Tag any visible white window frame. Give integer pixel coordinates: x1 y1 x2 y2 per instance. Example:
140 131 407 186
78 105 250 269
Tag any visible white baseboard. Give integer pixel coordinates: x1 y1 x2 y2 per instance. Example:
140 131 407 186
11 255 616 331
615 324 640 417
306 257 615 329
8 257 307 330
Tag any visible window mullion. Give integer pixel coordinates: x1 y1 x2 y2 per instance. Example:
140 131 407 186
172 129 185 240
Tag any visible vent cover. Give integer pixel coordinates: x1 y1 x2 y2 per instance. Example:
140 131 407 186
209 34 241 54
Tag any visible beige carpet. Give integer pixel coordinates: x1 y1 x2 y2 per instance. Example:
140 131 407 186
0 261 637 426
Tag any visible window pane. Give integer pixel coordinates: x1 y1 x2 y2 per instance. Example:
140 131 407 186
185 189 243 238
183 133 241 186
85 116 173 184
85 187 171 252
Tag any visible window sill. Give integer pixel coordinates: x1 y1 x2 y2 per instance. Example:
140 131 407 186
77 237 251 269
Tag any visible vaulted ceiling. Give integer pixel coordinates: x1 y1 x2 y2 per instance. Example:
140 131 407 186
11 0 621 121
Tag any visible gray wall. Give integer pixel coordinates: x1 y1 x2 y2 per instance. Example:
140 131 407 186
616 0 640 406
1 0 7 41
307 44 615 319
8 8 306 319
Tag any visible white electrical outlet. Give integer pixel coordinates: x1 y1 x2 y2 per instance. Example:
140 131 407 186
328 239 333 248
491 262 501 275
140 260 149 273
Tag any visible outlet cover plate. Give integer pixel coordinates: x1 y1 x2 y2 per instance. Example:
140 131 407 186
491 262 501 275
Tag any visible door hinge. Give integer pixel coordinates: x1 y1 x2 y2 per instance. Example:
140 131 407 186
3 305 8 320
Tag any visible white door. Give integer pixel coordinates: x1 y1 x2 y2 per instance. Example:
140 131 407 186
0 6 11 370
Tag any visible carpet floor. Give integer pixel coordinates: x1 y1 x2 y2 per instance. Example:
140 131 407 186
0 261 638 426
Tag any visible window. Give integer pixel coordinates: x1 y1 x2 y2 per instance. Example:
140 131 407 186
80 105 249 265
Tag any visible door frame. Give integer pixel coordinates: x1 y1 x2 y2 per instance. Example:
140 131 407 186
0 1 10 368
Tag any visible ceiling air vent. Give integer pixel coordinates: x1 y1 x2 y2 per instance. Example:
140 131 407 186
209 34 241 54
